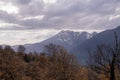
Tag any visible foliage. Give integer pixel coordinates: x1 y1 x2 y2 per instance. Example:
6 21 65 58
0 44 82 80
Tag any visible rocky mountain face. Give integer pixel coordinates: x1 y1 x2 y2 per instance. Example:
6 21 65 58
21 30 97 53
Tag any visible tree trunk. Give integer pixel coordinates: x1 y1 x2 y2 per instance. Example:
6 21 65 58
110 63 116 80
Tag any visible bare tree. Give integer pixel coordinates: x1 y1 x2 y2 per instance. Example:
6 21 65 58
44 44 81 80
17 45 26 60
17 45 26 54
87 32 120 80
0 46 26 80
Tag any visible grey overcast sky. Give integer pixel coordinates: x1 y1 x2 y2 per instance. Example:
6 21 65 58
0 0 120 45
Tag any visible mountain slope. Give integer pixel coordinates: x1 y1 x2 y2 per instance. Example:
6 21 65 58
23 30 96 53
72 26 120 64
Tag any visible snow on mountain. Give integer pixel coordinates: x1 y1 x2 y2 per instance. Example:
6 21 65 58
54 30 95 46
21 30 97 53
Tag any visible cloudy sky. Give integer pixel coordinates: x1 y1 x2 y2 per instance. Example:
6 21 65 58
0 0 120 45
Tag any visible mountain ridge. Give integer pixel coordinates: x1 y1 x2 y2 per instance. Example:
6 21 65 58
71 26 120 64
17 30 97 53
12 26 120 64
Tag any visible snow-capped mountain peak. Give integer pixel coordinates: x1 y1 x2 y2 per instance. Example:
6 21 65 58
55 30 96 46
15 30 97 53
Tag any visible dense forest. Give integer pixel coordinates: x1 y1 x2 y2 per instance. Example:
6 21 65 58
0 34 120 80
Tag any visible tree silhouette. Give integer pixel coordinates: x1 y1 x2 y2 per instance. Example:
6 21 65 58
88 32 120 80
17 45 26 53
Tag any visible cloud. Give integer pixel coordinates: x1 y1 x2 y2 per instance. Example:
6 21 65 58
1 0 120 45
0 10 18 23
0 29 59 45
0 0 120 30
13 0 32 4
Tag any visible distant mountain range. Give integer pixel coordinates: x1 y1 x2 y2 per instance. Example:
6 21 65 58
13 26 120 64
17 30 97 53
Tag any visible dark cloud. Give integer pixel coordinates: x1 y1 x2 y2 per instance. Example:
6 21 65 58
17 0 44 16
0 0 120 30
3 0 32 5
0 10 18 23
13 0 32 4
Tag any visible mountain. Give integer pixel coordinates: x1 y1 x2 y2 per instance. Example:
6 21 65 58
72 26 120 64
19 30 96 53
13 26 120 64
